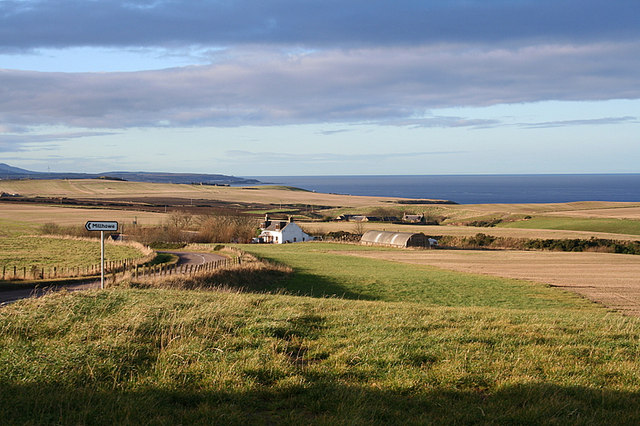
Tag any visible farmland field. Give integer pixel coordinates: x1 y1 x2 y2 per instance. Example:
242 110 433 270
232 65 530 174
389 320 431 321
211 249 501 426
3 179 640 220
299 221 640 241
2 183 640 422
0 204 166 227
541 205 640 219
335 248 640 316
0 179 408 207
2 242 640 423
498 216 640 236
0 235 148 271
241 243 590 308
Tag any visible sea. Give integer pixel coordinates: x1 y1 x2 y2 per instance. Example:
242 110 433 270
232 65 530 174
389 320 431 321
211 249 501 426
245 174 640 205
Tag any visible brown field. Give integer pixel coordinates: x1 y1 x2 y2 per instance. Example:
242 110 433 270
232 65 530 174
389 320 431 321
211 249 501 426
0 179 409 208
541 206 640 219
0 204 167 227
4 179 639 217
340 249 640 316
301 221 640 241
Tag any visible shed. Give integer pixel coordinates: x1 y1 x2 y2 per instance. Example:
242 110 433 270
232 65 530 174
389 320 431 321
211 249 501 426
360 230 433 248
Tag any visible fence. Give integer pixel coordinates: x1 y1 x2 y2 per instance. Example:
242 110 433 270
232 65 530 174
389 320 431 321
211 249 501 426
1 255 241 283
127 256 240 280
1 258 142 281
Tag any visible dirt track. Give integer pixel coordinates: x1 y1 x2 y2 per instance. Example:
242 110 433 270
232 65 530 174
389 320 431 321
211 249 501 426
340 249 640 316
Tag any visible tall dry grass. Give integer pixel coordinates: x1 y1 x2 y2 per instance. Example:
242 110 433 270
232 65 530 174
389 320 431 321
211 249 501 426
124 251 292 293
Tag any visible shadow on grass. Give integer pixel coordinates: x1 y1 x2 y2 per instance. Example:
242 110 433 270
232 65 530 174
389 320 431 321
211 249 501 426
2 380 639 424
137 267 374 301
272 271 377 301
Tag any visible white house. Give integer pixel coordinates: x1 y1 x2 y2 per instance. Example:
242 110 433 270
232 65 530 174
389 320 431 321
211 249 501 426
259 215 312 244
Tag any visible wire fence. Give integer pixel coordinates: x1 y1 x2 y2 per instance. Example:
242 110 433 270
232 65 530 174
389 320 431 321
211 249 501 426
1 253 240 283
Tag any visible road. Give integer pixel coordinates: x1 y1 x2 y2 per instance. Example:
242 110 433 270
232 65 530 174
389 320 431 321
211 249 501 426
0 250 227 306
160 250 226 266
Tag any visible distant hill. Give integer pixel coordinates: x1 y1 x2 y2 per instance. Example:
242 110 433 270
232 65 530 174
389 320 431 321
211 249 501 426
0 163 260 185
0 163 37 175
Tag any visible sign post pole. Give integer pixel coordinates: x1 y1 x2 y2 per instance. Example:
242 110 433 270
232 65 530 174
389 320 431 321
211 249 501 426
85 221 118 290
100 230 105 289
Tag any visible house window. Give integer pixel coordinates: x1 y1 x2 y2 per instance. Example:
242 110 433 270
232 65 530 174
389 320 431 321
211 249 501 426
294 237 297 242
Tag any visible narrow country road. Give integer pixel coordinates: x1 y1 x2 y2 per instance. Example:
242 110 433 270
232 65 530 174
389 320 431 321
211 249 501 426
0 250 227 306
159 250 227 266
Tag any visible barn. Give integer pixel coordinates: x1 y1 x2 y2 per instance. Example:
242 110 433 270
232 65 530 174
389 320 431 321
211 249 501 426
360 230 435 248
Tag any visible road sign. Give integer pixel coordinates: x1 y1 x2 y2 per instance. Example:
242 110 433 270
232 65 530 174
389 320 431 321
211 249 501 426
85 221 118 289
85 221 118 232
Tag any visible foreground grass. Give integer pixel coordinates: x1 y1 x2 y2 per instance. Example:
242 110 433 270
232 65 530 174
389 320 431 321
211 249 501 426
499 216 640 236
0 235 147 270
2 243 640 423
1 288 639 424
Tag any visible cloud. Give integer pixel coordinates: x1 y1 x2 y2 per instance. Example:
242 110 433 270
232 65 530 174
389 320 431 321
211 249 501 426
1 42 639 130
519 116 638 129
0 0 638 50
0 130 117 152
225 150 466 164
318 129 353 136
381 117 501 129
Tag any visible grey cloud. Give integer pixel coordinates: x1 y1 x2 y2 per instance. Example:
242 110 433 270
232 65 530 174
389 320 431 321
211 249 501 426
0 130 117 152
318 129 353 136
519 116 638 129
1 43 639 131
0 0 638 50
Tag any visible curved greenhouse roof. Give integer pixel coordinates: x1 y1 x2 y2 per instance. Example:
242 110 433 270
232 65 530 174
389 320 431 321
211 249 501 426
360 230 430 248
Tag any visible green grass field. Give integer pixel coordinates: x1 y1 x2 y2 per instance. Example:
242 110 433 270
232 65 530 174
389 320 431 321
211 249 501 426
0 235 147 271
240 243 591 309
2 242 640 423
499 216 640 235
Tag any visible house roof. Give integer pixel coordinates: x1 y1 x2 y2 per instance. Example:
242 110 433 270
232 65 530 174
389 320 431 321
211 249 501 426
262 221 289 232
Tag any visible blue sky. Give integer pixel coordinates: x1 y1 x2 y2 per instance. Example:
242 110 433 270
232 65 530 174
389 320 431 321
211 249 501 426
0 0 638 176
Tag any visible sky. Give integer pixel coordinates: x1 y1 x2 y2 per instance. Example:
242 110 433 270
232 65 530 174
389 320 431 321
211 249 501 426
0 0 639 176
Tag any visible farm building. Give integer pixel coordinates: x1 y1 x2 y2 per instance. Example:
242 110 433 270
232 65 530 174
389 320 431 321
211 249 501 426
402 213 424 223
360 230 437 248
259 215 312 244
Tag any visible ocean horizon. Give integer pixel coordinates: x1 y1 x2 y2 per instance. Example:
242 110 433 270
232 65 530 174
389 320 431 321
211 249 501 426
245 174 640 205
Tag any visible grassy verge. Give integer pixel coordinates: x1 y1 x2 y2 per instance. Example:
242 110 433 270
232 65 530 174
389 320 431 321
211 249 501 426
499 216 640 235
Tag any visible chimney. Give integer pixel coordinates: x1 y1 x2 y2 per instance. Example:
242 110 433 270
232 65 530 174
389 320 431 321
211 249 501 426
288 216 293 223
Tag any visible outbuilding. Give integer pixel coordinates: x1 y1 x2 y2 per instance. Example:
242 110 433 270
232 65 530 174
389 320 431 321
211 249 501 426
360 230 435 248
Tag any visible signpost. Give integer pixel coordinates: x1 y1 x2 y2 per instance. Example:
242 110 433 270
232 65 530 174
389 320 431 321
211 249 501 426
85 221 118 289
